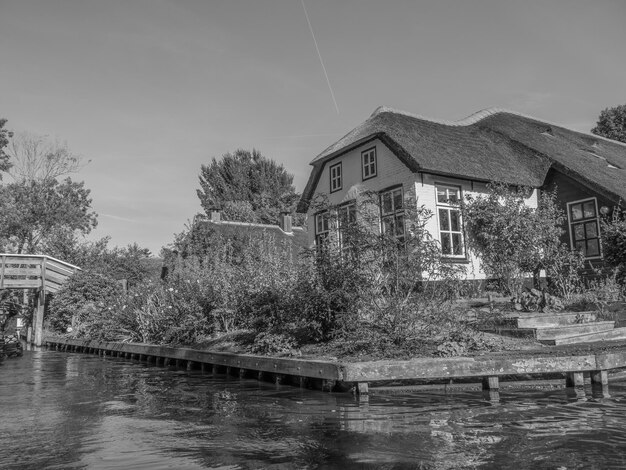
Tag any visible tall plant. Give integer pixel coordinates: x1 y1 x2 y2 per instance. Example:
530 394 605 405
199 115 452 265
462 183 565 297
601 204 626 283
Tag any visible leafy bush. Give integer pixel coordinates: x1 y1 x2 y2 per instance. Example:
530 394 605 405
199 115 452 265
250 332 297 355
602 206 626 283
544 244 586 299
47 270 122 333
513 288 563 313
463 184 568 296
306 189 465 352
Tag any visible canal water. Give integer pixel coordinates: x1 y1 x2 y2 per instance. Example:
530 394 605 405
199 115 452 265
2 349 626 469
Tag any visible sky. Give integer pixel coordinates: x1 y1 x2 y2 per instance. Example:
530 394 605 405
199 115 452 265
1 0 625 256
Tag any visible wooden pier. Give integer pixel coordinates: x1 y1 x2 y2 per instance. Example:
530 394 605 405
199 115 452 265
44 337 626 397
1 254 79 346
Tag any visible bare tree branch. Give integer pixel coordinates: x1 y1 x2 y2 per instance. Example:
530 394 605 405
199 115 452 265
6 132 90 183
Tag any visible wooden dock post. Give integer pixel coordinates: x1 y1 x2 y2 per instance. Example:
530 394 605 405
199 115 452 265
482 376 500 390
33 288 46 347
356 382 369 396
566 372 585 387
591 370 608 386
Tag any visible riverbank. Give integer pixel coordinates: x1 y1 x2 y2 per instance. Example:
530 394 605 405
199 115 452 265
44 335 626 397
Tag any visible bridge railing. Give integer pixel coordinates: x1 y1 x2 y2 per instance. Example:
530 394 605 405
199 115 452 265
0 254 80 293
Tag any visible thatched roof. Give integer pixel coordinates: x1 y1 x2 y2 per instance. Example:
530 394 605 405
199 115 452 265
298 107 626 212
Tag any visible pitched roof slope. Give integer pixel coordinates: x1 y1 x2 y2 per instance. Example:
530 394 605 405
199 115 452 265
478 112 626 203
298 107 626 212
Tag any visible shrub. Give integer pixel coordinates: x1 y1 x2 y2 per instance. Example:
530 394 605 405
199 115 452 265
250 332 297 355
307 189 465 351
601 205 626 283
47 270 122 333
463 184 567 296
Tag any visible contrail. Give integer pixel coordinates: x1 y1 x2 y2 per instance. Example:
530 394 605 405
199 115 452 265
301 0 340 114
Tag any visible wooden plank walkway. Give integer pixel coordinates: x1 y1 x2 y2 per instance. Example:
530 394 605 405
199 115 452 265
44 337 626 397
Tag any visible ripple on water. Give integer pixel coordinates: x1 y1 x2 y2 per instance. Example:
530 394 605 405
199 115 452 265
3 352 626 469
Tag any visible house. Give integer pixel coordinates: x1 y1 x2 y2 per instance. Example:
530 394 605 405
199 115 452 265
297 106 626 280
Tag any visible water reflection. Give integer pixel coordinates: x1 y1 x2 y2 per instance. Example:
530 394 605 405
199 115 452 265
2 350 626 469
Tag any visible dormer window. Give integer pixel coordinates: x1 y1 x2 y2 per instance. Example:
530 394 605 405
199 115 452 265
362 147 377 180
329 162 342 193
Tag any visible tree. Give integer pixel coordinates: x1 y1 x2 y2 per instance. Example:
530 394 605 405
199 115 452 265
5 132 87 183
41 231 157 285
0 131 97 254
0 119 13 177
462 184 565 296
0 178 98 253
591 104 626 143
197 149 301 224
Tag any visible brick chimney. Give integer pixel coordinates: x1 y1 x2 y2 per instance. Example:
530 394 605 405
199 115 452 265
279 212 292 233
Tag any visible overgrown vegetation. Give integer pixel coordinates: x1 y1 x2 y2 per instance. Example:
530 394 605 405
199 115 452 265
51 188 491 357
601 205 626 283
34 151 626 359
462 184 568 297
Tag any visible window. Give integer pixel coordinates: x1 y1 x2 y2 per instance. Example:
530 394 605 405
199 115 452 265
380 187 405 242
337 202 357 254
329 162 342 193
568 198 601 258
315 211 330 247
362 147 377 180
436 185 464 257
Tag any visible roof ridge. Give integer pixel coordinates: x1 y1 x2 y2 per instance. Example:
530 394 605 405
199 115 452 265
370 106 626 149
208 220 303 233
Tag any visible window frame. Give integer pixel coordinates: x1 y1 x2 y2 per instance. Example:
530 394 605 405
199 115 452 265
337 200 357 255
566 197 602 259
435 183 465 258
361 147 377 181
379 185 405 243
314 210 330 248
329 162 342 193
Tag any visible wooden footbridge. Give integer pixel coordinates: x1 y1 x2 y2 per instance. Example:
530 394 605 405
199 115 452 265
1 254 80 346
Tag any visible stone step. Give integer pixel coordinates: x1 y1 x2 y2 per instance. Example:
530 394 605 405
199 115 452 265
534 321 615 340
541 327 626 346
516 311 598 328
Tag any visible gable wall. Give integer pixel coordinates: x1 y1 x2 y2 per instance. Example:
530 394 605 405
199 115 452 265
307 138 417 217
